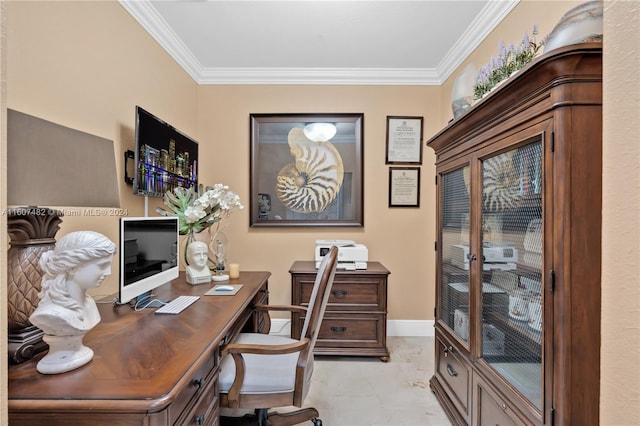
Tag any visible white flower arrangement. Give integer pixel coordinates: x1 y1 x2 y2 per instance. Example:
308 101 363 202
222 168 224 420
473 24 547 100
157 184 244 236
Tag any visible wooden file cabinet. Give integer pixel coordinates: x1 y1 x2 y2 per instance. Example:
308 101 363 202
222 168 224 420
290 261 390 361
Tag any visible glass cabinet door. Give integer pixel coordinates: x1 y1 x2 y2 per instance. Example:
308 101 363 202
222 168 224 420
438 165 471 342
479 141 543 411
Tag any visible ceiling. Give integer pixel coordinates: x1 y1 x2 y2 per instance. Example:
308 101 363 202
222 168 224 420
119 0 519 85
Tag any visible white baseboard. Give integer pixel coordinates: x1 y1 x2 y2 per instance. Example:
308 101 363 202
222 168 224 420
387 320 435 337
269 319 434 337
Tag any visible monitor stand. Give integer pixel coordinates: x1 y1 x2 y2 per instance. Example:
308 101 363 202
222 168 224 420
134 290 168 308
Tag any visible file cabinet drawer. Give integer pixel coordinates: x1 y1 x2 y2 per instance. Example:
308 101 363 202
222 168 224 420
299 281 384 310
296 313 386 348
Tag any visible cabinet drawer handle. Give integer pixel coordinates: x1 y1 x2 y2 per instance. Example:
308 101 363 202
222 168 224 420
446 363 458 377
331 290 348 298
194 414 205 425
192 377 205 389
331 326 347 333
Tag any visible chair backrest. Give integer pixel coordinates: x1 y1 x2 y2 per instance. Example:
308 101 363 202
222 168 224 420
300 246 338 348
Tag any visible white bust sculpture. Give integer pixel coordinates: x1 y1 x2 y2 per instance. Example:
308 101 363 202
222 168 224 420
29 231 116 374
186 241 211 285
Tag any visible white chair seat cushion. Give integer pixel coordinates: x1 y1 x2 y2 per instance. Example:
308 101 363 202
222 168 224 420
219 333 312 395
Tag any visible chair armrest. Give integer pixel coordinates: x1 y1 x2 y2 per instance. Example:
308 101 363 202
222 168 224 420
254 304 308 314
221 337 311 408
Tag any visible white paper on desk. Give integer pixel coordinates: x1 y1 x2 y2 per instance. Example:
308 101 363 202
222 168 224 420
204 284 243 296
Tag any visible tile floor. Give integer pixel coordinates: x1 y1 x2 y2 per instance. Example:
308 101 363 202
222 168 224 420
302 336 452 426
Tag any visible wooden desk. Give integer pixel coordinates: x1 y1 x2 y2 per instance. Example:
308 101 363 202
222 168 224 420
8 271 270 426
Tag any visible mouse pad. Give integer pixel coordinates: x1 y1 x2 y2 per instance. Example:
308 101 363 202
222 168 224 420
204 284 243 296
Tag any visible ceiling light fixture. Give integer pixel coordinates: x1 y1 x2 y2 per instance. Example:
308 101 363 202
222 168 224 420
303 122 337 142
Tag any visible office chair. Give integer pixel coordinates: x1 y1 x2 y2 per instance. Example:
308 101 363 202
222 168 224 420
218 246 339 426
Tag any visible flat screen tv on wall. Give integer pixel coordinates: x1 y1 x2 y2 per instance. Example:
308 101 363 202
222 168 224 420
133 106 198 198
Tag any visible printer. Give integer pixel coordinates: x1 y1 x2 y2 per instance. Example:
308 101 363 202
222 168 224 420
450 244 517 271
315 239 368 270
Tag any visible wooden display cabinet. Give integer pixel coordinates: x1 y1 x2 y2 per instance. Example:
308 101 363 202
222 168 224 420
427 44 602 425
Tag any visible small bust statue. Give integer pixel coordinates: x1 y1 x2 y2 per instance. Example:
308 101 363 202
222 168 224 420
186 241 211 285
29 231 116 374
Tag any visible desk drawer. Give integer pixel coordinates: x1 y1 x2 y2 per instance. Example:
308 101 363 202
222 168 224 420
435 335 470 418
179 372 219 426
170 353 217 424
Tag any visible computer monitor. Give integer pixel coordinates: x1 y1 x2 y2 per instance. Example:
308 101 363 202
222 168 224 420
118 216 179 307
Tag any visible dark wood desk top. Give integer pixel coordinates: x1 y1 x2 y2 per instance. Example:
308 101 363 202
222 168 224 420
8 271 270 413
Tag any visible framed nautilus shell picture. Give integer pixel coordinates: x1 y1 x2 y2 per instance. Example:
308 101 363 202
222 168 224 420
250 113 364 227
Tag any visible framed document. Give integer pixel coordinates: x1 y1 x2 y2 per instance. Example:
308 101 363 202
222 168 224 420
385 116 423 164
389 167 420 207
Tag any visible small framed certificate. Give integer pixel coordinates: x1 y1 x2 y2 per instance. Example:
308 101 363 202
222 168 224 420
389 167 420 207
385 116 423 164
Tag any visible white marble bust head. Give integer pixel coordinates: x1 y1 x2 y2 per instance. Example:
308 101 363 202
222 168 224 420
187 241 209 272
185 241 211 285
29 230 116 374
30 231 116 336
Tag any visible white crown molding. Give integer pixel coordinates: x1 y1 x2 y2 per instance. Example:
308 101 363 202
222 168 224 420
198 67 440 85
118 0 203 82
120 0 517 85
436 0 520 83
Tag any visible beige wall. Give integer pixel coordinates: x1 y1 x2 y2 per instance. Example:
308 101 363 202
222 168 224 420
1 2 198 420
5 0 199 297
196 84 439 319
5 1 441 323
601 1 640 424
2 0 639 423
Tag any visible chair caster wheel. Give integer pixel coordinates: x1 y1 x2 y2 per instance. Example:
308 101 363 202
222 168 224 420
312 419 322 426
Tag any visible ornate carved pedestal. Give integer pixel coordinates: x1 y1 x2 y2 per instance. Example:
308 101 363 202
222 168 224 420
7 209 63 363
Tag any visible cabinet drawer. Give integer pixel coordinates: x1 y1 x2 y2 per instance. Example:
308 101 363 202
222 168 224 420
297 279 384 310
435 336 470 418
178 372 219 426
473 373 527 426
297 313 385 348
169 353 217 424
